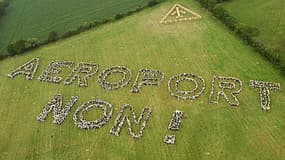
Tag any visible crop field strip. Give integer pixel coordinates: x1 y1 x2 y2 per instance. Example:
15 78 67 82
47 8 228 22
0 0 284 160
0 0 155 55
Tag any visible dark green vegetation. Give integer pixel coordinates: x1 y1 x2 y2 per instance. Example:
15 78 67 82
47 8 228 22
0 0 159 57
223 0 285 74
195 0 285 75
0 0 284 159
3 0 163 58
223 0 285 54
0 0 9 17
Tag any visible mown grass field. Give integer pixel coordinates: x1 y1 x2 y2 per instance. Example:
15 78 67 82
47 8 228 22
0 0 284 159
0 0 154 55
223 0 285 53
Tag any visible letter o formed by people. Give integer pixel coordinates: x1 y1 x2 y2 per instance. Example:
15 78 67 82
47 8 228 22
98 65 132 90
73 99 113 130
168 73 206 100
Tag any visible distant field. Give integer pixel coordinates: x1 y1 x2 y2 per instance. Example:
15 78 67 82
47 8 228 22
223 0 285 55
0 0 154 55
0 0 284 159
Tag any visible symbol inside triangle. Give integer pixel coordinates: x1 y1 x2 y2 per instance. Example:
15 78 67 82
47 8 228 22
160 3 202 24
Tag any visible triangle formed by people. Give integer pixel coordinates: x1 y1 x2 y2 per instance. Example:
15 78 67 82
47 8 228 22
160 3 202 24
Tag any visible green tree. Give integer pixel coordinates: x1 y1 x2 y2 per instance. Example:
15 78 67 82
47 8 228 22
47 31 60 42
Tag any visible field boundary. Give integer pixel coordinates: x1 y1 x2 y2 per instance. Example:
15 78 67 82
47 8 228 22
0 0 10 22
194 0 285 76
0 0 166 60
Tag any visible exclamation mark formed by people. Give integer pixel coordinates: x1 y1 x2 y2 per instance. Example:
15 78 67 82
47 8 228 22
164 110 184 144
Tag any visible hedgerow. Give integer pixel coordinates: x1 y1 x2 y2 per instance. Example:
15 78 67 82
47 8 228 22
4 0 165 59
195 0 285 75
0 0 10 60
0 0 9 16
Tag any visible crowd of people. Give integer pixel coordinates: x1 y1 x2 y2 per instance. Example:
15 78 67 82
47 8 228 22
249 80 281 111
98 65 132 90
249 80 280 91
8 58 39 80
168 73 205 100
39 60 73 83
64 62 99 87
159 4 202 25
209 76 243 107
162 16 202 24
73 99 113 130
168 110 184 130
164 110 184 144
110 104 152 139
219 81 235 89
164 135 176 144
131 68 164 93
260 87 270 110
37 94 78 125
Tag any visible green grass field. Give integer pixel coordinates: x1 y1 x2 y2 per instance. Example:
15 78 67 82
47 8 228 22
0 0 154 55
0 0 284 159
223 0 285 54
